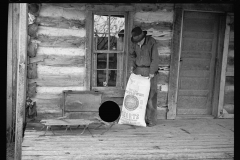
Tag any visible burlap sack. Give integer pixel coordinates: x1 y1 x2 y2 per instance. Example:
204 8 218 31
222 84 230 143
118 73 150 127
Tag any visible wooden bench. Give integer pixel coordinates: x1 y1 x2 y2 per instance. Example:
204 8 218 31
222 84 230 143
40 119 95 137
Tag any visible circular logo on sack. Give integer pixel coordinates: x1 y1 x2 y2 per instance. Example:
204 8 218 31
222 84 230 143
124 95 139 111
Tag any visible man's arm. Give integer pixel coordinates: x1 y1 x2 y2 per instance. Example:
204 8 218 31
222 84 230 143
149 39 159 75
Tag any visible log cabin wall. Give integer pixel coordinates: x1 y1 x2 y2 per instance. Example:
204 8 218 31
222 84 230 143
26 3 174 120
27 4 87 119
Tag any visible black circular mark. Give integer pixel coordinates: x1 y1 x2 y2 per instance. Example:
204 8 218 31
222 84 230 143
99 101 120 123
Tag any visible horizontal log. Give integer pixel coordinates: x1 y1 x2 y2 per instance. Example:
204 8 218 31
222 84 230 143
64 112 99 120
33 93 61 100
39 5 86 21
37 112 62 119
30 55 85 67
28 63 38 79
37 47 85 56
28 76 85 87
227 56 234 66
225 76 234 86
157 84 168 92
228 41 234 50
157 71 169 84
41 3 86 10
86 4 134 11
93 89 125 97
36 35 85 48
228 50 234 57
27 82 37 98
157 91 168 107
37 65 85 77
37 103 62 114
223 104 234 114
37 26 86 37
147 31 172 40
225 85 234 93
134 3 174 12
226 67 234 75
229 31 234 41
134 11 174 23
36 86 86 94
156 39 172 48
158 54 170 66
224 92 234 105
158 66 169 71
36 16 85 30
134 21 172 32
101 97 124 106
158 46 171 55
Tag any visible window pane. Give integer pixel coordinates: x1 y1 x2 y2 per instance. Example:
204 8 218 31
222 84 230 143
108 70 117 87
109 53 117 69
95 34 109 50
97 70 106 86
97 53 107 69
110 15 125 51
94 15 109 34
94 15 109 50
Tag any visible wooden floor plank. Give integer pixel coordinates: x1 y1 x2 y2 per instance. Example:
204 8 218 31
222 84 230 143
22 119 234 160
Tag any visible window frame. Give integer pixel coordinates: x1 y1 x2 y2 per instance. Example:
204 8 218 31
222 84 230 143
91 11 128 90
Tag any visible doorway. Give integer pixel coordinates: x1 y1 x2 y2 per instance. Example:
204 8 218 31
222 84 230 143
177 11 222 115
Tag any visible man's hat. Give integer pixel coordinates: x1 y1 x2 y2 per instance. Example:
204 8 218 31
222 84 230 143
131 27 147 43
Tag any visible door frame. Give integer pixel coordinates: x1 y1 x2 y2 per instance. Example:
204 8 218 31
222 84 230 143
167 4 231 119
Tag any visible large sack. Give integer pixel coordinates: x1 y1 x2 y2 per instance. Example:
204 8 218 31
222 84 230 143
118 73 150 127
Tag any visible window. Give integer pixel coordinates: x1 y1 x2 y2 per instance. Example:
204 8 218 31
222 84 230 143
92 12 126 89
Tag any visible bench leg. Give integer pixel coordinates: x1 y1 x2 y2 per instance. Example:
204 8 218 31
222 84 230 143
49 126 56 135
65 126 72 132
94 123 104 130
81 125 88 135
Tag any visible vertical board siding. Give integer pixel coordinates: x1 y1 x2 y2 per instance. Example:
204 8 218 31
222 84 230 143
133 6 174 113
223 15 234 116
30 4 87 119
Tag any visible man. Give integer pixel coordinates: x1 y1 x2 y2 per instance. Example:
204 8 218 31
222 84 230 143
129 27 159 127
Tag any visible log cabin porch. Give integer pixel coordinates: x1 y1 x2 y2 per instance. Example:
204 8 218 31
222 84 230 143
22 118 234 160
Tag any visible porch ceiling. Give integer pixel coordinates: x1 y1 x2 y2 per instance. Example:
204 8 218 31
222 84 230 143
22 119 234 160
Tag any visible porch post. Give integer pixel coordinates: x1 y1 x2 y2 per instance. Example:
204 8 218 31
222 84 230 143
14 3 28 160
217 14 231 118
167 5 183 119
7 3 13 136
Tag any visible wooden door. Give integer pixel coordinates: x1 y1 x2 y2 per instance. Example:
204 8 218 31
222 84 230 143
177 11 220 115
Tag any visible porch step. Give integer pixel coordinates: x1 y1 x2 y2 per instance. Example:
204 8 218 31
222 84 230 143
176 115 214 119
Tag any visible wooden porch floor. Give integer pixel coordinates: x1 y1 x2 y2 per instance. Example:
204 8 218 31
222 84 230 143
22 118 234 160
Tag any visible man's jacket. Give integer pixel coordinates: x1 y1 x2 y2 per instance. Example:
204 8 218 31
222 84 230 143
129 35 159 75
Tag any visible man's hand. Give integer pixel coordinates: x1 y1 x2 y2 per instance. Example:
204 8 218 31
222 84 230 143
130 67 134 73
149 74 154 78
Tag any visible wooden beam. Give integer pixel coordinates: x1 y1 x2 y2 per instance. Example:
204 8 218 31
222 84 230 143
7 3 13 132
14 3 28 160
217 15 231 118
12 3 20 141
212 15 227 117
125 11 134 88
85 11 92 90
167 7 183 119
